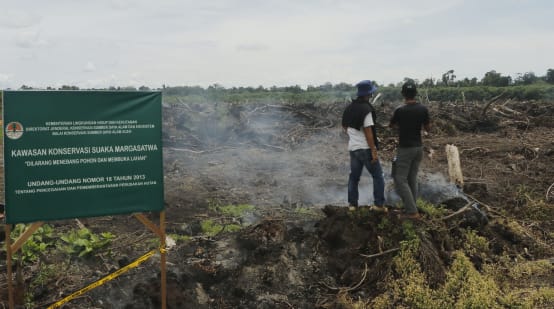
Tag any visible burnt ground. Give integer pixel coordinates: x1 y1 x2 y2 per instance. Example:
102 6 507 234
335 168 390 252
1 98 554 308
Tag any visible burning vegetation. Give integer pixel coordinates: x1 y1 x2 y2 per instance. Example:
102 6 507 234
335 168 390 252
1 92 554 308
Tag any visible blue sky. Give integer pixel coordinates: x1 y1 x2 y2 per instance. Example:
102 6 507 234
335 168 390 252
0 0 552 89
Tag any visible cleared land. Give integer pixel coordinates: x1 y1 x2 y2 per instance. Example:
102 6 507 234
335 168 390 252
1 98 553 308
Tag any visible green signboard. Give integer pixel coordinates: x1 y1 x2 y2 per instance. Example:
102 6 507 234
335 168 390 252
3 91 164 224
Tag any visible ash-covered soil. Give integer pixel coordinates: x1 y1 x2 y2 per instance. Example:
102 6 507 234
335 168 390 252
2 98 554 308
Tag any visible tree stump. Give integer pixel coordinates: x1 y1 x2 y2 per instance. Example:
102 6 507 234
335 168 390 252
446 144 464 187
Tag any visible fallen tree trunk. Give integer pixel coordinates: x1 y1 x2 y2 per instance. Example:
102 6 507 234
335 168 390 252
481 91 507 118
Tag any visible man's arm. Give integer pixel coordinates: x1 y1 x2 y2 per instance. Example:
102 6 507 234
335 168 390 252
423 122 431 132
423 108 431 132
389 109 398 129
363 126 378 163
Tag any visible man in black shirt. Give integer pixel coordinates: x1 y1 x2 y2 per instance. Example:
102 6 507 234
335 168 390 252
389 81 430 219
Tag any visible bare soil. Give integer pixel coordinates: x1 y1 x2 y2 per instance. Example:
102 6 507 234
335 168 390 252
1 98 553 308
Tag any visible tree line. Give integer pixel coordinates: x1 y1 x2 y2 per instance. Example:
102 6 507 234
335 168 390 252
421 68 554 87
10 68 554 103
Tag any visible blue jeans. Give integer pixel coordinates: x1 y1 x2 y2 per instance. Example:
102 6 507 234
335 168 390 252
348 149 385 206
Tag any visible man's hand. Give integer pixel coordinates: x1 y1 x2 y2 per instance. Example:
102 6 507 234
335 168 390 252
363 126 379 163
371 148 378 163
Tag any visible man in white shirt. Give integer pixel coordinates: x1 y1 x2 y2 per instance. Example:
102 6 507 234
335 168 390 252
341 80 385 208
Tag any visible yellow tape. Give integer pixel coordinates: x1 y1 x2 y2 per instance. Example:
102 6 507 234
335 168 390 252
48 249 156 309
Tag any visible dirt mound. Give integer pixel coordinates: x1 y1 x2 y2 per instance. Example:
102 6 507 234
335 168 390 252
118 204 553 308
120 207 409 308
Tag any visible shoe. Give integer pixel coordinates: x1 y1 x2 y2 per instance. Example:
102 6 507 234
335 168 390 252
370 205 388 213
398 212 421 220
348 205 358 211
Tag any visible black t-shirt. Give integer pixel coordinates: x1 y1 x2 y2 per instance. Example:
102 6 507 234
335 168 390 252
390 102 429 147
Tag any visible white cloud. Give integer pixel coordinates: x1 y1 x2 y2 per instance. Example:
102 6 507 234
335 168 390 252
236 43 269 52
109 0 139 10
15 30 48 48
0 0 550 89
0 10 41 28
0 73 10 82
84 62 96 72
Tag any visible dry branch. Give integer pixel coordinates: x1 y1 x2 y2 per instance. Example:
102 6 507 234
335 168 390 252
320 263 369 292
441 202 472 220
166 147 205 154
371 93 382 105
498 104 520 116
260 144 285 151
464 194 505 218
492 107 514 118
547 182 554 201
74 219 86 229
461 147 490 154
360 247 400 259
481 91 507 118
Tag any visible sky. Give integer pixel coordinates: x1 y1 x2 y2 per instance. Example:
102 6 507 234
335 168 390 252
0 0 552 89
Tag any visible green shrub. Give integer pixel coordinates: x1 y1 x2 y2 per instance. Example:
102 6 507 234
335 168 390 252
200 219 241 236
417 199 448 218
371 237 446 308
58 228 114 257
463 229 490 256
441 252 501 308
216 204 255 217
10 224 54 263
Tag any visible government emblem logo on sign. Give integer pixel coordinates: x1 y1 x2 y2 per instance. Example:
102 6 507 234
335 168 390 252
5 121 24 140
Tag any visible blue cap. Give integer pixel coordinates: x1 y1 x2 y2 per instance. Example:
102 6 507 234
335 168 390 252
356 80 377 97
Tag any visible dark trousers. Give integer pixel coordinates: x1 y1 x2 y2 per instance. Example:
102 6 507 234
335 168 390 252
393 146 423 213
